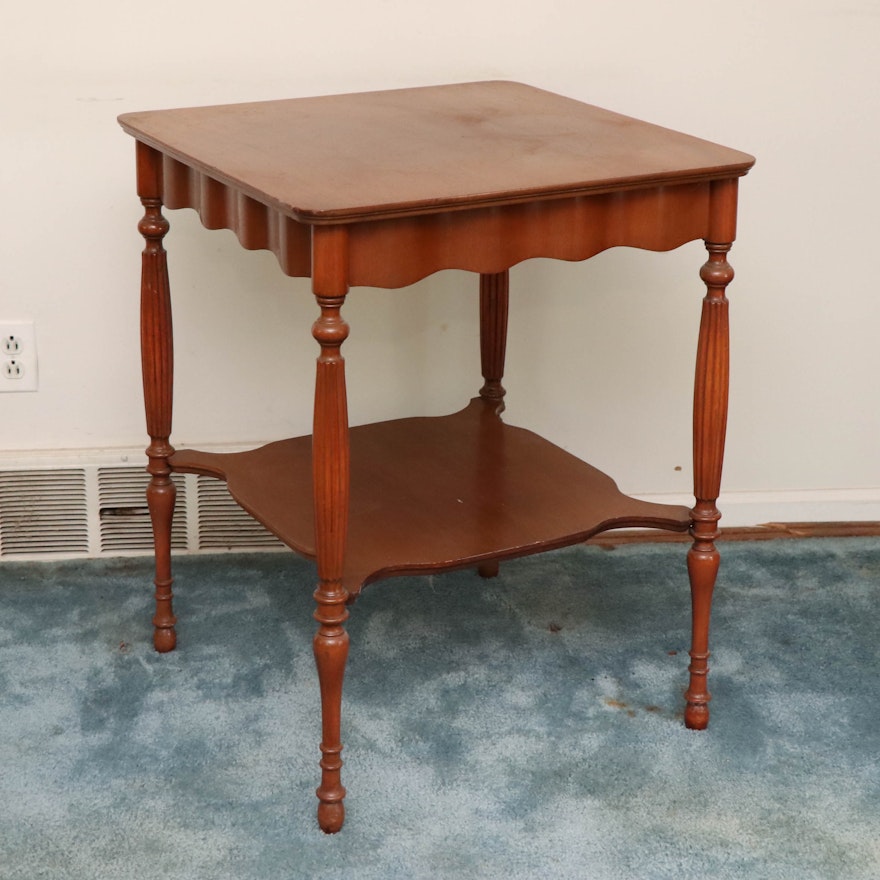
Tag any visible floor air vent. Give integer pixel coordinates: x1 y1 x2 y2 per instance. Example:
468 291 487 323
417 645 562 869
0 458 284 560
197 476 284 550
98 467 188 554
0 469 89 556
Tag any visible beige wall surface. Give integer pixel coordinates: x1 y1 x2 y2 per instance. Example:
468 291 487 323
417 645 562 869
1 1 878 524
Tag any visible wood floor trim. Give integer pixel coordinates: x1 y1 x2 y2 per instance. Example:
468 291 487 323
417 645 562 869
588 522 880 546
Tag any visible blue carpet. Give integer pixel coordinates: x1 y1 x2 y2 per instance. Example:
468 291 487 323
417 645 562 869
1 539 878 879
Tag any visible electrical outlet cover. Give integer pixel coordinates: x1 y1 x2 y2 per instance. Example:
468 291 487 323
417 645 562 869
0 321 38 392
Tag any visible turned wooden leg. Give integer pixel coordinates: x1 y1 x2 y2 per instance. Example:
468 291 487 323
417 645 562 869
137 141 177 653
313 599 349 834
478 271 509 412
685 506 720 730
477 560 500 579
685 179 738 730
311 227 351 833
146 465 177 652
475 272 509 580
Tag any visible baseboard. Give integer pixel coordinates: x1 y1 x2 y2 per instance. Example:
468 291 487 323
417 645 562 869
635 488 880 530
597 488 880 545
588 521 880 546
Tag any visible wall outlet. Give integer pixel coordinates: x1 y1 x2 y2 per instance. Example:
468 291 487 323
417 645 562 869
1 321 38 392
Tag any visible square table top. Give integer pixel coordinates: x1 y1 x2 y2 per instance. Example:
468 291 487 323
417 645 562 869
119 80 754 224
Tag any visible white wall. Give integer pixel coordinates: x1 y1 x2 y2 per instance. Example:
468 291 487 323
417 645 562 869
2 0 879 525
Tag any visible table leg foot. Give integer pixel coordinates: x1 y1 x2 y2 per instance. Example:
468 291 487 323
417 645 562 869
684 701 710 731
152 617 177 653
317 797 346 834
477 560 500 578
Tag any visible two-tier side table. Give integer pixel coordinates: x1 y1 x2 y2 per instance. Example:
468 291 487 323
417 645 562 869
119 81 754 833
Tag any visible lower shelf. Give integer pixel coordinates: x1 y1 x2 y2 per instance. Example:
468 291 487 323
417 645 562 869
169 399 691 594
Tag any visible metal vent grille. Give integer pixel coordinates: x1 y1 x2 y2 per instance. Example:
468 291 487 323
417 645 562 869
98 466 188 553
0 468 89 556
0 456 287 560
197 476 284 550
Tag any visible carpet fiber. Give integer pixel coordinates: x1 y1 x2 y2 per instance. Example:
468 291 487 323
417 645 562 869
1 538 879 879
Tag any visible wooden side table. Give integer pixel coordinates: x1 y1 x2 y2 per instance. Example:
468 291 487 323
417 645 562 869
119 81 754 833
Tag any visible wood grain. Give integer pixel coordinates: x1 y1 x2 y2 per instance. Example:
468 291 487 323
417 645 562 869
169 400 692 595
119 81 753 223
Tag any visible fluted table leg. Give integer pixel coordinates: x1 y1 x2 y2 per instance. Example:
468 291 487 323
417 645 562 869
137 142 177 654
478 271 509 412
686 178 738 730
311 226 351 833
476 271 509 580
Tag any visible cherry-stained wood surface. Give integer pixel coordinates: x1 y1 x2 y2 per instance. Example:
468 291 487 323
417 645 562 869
170 399 692 595
118 81 753 223
121 81 754 833
119 81 753 287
